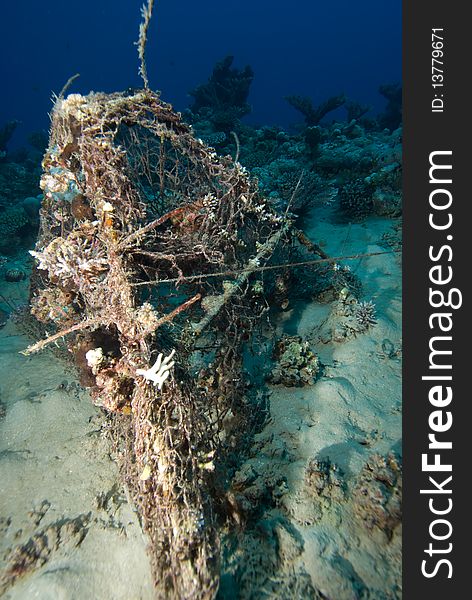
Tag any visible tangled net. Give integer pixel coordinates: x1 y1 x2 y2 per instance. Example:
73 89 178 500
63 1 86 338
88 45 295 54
25 89 318 598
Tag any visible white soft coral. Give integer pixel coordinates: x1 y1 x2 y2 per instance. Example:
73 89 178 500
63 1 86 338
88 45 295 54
136 349 176 390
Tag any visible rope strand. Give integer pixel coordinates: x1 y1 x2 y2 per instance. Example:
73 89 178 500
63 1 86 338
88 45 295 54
131 248 401 286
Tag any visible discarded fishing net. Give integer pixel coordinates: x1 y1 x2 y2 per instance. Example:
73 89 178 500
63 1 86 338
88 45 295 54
25 88 304 598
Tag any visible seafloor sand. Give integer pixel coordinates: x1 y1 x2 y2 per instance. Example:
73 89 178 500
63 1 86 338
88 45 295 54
0 323 155 599
218 210 401 599
0 209 401 599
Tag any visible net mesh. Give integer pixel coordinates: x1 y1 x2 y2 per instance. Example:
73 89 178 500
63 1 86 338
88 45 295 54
27 89 291 598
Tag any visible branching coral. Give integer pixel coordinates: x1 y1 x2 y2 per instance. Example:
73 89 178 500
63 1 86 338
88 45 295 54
190 55 253 114
136 348 176 389
0 120 19 153
354 300 377 331
344 100 371 122
338 178 374 220
316 290 377 343
30 232 108 285
378 83 402 131
189 56 254 132
285 93 346 126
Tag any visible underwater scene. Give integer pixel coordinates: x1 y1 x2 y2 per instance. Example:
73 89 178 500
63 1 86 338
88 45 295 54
0 1 401 598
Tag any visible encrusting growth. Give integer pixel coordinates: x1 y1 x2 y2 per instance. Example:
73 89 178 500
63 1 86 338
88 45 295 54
137 0 155 89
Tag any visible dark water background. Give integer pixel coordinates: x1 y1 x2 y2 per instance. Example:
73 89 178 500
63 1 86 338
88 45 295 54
0 0 401 144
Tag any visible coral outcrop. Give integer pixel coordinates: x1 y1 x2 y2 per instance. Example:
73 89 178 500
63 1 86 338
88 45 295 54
338 177 374 220
185 69 402 228
286 93 346 126
316 288 377 344
305 456 345 520
0 206 34 255
378 83 402 131
0 121 18 155
189 55 254 132
351 452 402 539
270 335 321 387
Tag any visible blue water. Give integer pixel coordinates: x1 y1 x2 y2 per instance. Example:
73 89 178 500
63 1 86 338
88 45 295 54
0 0 400 144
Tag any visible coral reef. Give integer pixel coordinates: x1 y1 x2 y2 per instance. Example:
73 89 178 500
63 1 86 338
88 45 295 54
27 130 48 154
344 100 371 122
354 300 377 331
381 219 403 252
0 120 18 155
0 206 32 254
0 308 7 329
189 55 254 132
378 83 402 131
0 163 41 211
4 267 26 282
219 517 323 599
235 121 402 224
239 127 287 169
199 131 227 148
367 161 402 217
0 148 42 262
286 93 346 126
351 452 402 539
270 335 321 386
185 66 402 230
305 456 345 520
304 125 323 158
29 231 109 286
228 461 289 525
1 34 403 598
338 177 374 220
316 289 376 343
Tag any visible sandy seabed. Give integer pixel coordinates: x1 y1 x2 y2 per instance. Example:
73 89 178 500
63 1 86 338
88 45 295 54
0 208 401 599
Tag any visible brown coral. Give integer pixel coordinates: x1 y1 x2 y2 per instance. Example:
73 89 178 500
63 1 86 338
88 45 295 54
270 335 321 386
351 452 402 539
